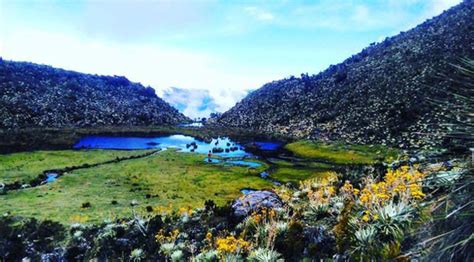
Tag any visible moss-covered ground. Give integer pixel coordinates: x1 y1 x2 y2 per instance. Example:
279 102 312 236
270 166 333 184
0 149 270 224
0 149 155 184
285 140 398 164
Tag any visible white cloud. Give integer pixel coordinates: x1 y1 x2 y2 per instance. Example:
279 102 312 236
244 7 275 22
351 5 370 24
162 87 220 119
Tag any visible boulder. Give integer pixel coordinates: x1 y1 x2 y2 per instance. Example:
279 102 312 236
232 190 283 217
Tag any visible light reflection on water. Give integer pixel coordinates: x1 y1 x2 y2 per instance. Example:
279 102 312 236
74 134 282 158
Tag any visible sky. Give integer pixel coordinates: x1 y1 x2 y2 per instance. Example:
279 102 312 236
0 0 462 118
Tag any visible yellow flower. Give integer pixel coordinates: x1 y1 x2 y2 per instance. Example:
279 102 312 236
206 232 213 242
155 229 180 244
362 214 370 222
215 236 250 254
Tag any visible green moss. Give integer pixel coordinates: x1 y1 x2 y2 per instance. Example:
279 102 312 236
0 150 271 223
0 149 155 184
270 167 333 184
285 140 398 164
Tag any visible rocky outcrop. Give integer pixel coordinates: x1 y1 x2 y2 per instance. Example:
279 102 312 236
232 190 283 216
218 2 474 148
0 60 189 128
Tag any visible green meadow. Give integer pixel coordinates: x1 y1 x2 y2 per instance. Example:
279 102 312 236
0 140 397 224
0 149 156 184
0 149 271 223
285 140 398 164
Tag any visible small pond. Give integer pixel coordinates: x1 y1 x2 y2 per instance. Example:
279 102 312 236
225 160 262 168
44 173 58 183
204 158 221 163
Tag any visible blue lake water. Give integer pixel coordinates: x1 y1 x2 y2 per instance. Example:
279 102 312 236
254 142 283 151
74 135 252 157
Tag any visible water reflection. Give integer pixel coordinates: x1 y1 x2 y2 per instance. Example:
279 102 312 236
74 135 254 157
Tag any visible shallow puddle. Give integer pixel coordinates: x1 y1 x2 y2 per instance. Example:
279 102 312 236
44 173 58 183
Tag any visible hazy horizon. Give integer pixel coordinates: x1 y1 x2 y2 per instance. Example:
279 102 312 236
0 0 461 118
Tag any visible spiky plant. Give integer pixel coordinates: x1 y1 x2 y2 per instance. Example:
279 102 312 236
348 223 378 259
438 58 474 150
248 248 283 262
374 201 414 243
130 248 145 262
415 58 474 261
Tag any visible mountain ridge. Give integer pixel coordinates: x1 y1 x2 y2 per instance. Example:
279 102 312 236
0 59 189 128
217 1 474 148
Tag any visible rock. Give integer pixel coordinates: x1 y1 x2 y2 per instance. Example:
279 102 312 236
40 248 65 262
212 147 224 153
232 190 283 217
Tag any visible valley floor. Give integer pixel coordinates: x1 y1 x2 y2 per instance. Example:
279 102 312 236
1 130 470 261
0 149 272 223
0 133 391 224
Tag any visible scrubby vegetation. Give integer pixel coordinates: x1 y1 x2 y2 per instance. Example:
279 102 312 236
0 60 188 129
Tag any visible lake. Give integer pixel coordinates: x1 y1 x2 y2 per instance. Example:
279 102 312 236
74 134 282 158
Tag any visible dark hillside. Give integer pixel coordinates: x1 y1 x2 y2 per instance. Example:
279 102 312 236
217 1 474 148
0 60 188 128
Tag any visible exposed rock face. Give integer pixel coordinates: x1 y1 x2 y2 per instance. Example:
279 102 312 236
232 190 283 217
0 60 189 128
218 2 474 148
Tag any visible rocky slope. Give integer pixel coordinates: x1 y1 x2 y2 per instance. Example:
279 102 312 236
0 60 188 128
218 1 474 148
